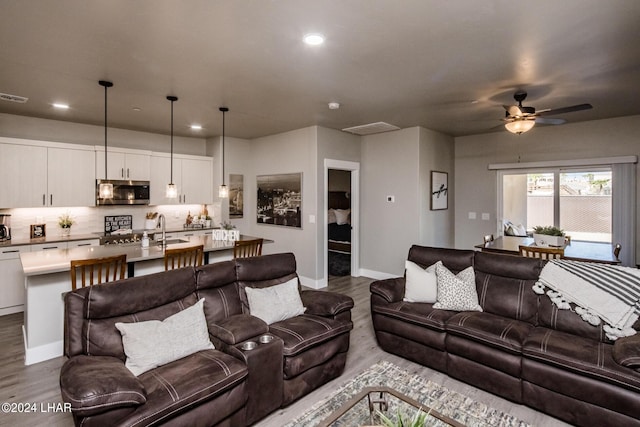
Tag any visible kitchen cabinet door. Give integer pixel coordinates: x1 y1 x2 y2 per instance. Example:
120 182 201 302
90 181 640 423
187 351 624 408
96 150 151 181
48 147 95 207
181 157 213 204
150 155 183 205
0 143 47 207
0 245 30 315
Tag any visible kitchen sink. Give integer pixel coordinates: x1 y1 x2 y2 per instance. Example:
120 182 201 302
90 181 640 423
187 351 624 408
161 238 190 245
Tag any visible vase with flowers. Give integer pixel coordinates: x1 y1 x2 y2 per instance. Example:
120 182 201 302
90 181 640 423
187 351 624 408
58 212 74 237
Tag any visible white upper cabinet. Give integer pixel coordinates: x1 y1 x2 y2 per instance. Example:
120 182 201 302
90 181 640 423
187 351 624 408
150 153 213 205
0 138 95 208
96 148 151 181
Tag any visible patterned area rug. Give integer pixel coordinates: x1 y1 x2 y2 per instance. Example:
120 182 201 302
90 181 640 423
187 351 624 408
284 361 531 427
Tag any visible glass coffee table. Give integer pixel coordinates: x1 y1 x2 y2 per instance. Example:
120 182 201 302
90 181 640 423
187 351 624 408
317 386 465 427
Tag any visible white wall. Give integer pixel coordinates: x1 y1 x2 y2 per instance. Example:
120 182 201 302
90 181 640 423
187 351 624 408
454 115 640 264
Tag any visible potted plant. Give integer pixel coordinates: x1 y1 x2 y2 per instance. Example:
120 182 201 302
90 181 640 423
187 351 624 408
532 225 565 247
375 407 430 427
145 212 158 230
58 212 74 237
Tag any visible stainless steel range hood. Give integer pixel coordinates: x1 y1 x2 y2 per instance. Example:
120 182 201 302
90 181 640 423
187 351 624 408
96 180 150 205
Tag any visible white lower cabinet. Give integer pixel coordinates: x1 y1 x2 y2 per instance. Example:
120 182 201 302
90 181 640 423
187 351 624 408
0 245 30 315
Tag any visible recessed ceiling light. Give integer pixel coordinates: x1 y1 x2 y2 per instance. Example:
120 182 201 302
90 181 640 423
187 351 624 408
132 107 142 112
303 33 325 46
53 103 69 109
190 124 202 130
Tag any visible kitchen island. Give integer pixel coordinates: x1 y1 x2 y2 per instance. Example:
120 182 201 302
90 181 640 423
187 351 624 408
20 234 270 365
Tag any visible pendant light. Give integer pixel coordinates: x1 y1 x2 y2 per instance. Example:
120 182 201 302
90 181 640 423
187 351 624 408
166 95 178 198
98 80 114 199
218 107 229 198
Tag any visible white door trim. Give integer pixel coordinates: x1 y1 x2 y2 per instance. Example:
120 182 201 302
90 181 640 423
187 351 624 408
324 159 360 282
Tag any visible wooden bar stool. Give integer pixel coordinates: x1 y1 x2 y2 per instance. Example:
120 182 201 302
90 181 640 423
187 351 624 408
519 245 564 260
164 244 204 270
233 238 263 259
70 254 127 291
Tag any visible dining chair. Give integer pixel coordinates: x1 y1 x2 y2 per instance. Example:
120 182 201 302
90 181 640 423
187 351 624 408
613 243 621 260
164 244 204 270
519 245 565 260
483 234 494 244
233 238 264 259
70 254 127 291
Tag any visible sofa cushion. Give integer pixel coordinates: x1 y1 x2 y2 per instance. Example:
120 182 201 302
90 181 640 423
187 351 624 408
128 350 248 426
523 327 640 393
537 295 608 342
269 314 352 357
433 264 482 312
244 278 306 325
447 311 534 354
403 260 438 303
407 245 475 273
371 300 458 333
115 299 214 376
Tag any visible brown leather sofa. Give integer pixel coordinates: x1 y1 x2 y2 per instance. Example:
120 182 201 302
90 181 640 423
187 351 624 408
61 253 354 426
370 245 640 427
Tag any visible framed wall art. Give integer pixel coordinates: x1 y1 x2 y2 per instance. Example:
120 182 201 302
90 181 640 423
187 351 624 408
229 174 244 218
30 224 46 239
257 173 302 228
430 171 448 210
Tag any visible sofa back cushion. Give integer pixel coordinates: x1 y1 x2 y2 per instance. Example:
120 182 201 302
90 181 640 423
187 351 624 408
196 260 243 323
407 245 475 273
473 252 542 324
538 294 608 342
64 267 198 359
235 253 299 313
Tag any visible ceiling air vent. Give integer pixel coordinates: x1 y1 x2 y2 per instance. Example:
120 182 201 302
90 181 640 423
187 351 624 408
342 122 400 135
0 93 29 103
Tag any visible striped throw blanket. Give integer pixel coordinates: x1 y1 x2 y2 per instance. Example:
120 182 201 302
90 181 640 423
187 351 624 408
534 259 640 340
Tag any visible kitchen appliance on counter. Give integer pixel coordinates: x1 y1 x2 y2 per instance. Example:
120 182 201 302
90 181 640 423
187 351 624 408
96 180 150 205
0 214 11 242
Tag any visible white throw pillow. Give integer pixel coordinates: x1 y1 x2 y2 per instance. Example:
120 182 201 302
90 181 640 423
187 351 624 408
244 278 306 325
334 209 351 225
433 264 482 312
115 298 214 376
327 209 337 224
403 260 440 303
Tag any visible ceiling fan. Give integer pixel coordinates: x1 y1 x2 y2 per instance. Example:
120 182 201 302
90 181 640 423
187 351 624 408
502 91 592 134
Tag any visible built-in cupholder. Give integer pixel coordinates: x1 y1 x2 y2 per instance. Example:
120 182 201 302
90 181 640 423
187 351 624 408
241 341 257 351
259 334 274 344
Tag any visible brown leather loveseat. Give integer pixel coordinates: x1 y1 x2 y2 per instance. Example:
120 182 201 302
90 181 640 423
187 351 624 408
60 252 353 426
370 245 640 427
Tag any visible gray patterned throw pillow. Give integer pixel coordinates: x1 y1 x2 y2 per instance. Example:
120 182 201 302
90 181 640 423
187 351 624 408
433 263 482 312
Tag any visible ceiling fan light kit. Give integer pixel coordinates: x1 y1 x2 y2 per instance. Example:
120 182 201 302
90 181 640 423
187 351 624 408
502 90 592 135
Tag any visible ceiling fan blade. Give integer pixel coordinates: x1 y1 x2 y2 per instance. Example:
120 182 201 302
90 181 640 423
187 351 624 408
536 103 593 116
504 105 523 117
535 117 566 125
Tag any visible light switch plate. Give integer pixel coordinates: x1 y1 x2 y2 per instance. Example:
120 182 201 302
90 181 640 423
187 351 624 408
309 214 315 224
482 213 490 220
468 212 476 219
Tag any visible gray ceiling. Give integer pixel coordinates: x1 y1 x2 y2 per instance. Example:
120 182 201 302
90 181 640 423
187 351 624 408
1 0 639 140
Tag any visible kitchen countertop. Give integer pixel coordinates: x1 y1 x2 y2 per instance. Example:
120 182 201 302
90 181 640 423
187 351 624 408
0 227 217 248
20 234 266 276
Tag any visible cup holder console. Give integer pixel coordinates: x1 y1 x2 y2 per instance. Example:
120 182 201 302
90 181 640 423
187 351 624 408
241 341 257 351
240 334 275 351
259 334 274 344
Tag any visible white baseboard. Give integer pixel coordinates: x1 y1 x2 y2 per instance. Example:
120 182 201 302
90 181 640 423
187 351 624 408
0 305 23 317
23 325 63 365
299 275 326 289
358 268 398 281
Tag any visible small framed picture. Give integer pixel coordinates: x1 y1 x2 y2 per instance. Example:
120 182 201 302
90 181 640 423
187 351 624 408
30 224 46 239
431 171 448 210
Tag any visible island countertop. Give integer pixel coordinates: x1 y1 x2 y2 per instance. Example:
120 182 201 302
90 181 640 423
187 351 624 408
20 234 267 276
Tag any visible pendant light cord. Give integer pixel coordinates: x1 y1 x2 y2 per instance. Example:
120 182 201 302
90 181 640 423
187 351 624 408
220 107 228 186
98 80 113 180
167 96 178 185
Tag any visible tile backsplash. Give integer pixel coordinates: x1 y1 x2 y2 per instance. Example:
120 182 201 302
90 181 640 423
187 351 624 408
0 202 221 241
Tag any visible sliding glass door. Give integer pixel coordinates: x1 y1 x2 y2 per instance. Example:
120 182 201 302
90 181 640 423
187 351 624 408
500 168 612 242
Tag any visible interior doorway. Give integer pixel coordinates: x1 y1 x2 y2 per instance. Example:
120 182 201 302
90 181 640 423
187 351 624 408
324 159 360 281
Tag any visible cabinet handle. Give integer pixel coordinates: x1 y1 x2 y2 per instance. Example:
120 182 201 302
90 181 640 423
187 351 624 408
2 249 19 254
121 168 124 178
183 194 186 203
42 246 58 250
76 243 91 247
50 194 53 205
43 194 46 206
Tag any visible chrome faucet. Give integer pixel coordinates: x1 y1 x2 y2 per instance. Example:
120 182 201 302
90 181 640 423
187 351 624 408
157 214 166 247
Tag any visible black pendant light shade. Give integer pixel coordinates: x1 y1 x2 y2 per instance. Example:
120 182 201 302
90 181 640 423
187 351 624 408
219 107 229 198
98 80 114 199
166 95 178 199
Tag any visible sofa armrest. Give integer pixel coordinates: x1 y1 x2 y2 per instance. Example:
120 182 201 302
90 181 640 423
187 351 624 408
208 314 269 346
612 333 640 370
370 277 405 303
60 355 146 417
300 290 354 318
